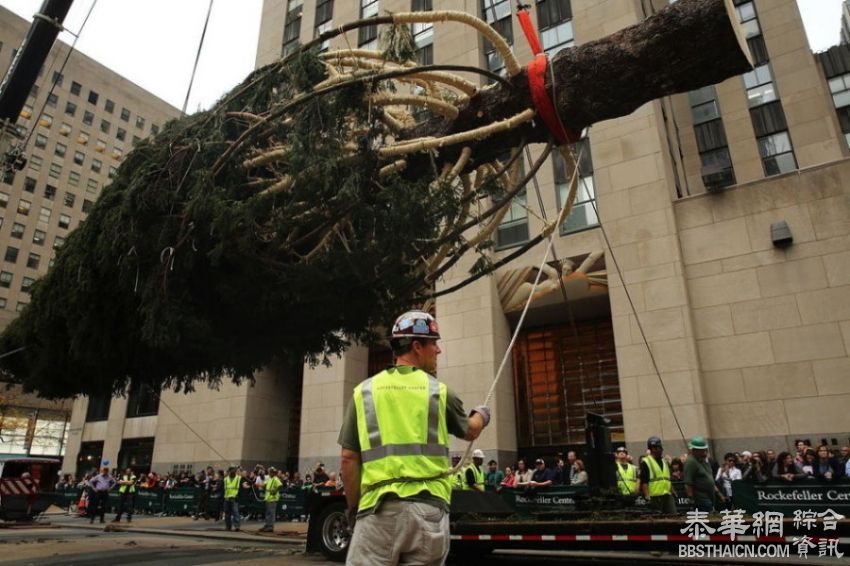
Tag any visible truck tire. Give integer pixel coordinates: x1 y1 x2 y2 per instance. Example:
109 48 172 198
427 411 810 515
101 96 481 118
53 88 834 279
316 500 351 562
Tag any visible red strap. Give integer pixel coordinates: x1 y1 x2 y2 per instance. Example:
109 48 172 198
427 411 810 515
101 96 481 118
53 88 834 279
516 9 579 145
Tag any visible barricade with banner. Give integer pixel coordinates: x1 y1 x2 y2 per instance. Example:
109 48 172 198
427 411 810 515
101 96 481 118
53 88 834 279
164 487 200 515
732 479 850 515
135 488 165 514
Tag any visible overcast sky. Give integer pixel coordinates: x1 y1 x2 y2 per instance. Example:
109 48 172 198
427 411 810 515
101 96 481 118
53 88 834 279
0 0 845 112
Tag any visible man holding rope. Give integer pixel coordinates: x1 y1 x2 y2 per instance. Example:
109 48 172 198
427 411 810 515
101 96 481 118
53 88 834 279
339 310 490 566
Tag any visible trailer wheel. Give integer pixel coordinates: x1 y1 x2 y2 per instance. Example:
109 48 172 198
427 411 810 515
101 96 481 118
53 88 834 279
317 500 351 562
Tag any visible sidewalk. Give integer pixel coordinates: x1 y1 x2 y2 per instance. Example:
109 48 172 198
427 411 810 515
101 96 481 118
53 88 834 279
45 511 309 545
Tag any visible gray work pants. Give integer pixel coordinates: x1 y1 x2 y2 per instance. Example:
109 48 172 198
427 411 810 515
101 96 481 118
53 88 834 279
346 499 449 566
224 499 240 530
264 501 277 529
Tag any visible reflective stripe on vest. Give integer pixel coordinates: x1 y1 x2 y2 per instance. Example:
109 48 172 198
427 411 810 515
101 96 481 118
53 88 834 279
353 367 450 512
616 463 637 495
224 475 240 499
119 475 136 494
462 464 485 490
645 456 672 496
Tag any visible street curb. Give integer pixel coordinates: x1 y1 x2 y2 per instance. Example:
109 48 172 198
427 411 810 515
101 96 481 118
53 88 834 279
65 523 307 545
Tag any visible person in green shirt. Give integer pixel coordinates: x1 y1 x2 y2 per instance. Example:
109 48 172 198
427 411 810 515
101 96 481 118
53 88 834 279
485 459 505 491
683 436 726 513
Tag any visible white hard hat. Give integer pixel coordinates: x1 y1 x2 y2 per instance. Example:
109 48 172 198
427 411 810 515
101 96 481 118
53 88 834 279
472 449 485 459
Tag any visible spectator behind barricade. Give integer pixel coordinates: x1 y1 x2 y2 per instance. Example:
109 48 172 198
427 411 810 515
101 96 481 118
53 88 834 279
163 473 177 490
766 449 776 470
529 458 555 488
486 460 504 490
570 460 588 486
795 440 811 465
554 457 568 485
255 466 267 497
566 451 578 484
670 459 684 481
842 446 850 479
515 459 532 487
715 453 742 500
56 473 72 491
501 467 516 488
801 449 817 478
742 451 769 484
312 463 330 485
304 473 313 489
772 451 806 482
814 445 842 482
739 451 752 471
323 471 338 488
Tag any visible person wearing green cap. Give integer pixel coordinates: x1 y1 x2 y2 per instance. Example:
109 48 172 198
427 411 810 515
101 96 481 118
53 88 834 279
684 436 726 513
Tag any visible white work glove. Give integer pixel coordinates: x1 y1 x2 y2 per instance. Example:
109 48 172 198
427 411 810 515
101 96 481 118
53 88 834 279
470 405 491 427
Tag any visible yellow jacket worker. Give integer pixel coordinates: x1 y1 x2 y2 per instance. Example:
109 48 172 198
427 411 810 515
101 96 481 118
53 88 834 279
339 310 490 566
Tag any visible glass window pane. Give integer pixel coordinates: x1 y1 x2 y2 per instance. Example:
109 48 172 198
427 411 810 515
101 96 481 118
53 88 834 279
740 18 760 39
747 83 777 107
758 131 791 157
692 100 719 124
833 90 850 108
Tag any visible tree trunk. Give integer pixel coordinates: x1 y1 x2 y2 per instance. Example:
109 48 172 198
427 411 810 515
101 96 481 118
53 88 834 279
403 0 751 171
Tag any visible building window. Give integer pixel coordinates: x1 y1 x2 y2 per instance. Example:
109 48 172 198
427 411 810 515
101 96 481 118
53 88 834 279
16 302 27 313
77 131 89 145
44 184 56 200
64 101 76 117
53 235 65 249
73 151 85 166
150 124 159 135
131 135 141 146
536 0 573 55
100 119 110 134
88 90 99 105
33 229 45 245
20 104 33 120
116 127 126 141
135 115 145 129
412 0 433 65
736 1 760 39
108 166 117 179
758 131 797 176
482 0 513 76
86 179 98 194
52 71 63 86
358 0 380 50
30 83 39 97
95 139 106 153
17 199 31 215
27 252 40 269
743 63 776 107
82 199 94 213
30 155 42 172
828 72 850 149
21 277 34 293
125 381 160 418
34 133 47 149
314 0 334 52
39 113 52 128
117 437 155 474
68 170 80 186
23 177 36 193
39 206 50 224
54 142 67 158
58 213 71 229
120 107 130 122
282 0 303 57
0 298 6 309
85 397 110 422
70 81 82 96
10 222 24 239
49 162 62 179
59 122 71 136
4 246 18 263
555 139 598 233
46 93 58 107
63 192 76 208
82 110 94 125
112 147 123 161
0 271 11 287
104 99 114 113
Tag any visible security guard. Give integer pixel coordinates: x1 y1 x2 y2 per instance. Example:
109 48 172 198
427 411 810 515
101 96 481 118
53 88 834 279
339 310 490 566
223 466 242 531
464 449 486 491
640 436 677 514
614 447 639 495
113 467 137 523
260 467 282 532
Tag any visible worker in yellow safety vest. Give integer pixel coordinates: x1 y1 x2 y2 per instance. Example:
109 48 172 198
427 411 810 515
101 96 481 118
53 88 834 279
339 310 491 566
614 446 639 495
463 449 486 491
451 455 464 489
259 467 283 532
640 436 677 514
113 468 137 523
223 466 242 532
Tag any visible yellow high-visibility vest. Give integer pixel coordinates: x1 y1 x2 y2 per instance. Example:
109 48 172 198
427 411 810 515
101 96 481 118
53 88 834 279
616 463 638 495
353 367 450 513
118 475 136 494
224 475 241 499
462 464 485 490
645 456 672 496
